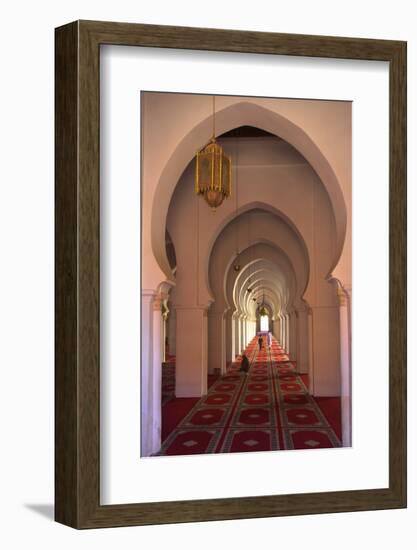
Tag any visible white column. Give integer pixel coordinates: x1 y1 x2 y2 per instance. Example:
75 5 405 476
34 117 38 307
151 294 163 454
294 309 301 372
272 317 279 341
288 311 297 362
240 315 245 353
161 300 168 362
231 313 237 360
281 314 285 347
307 308 314 394
251 320 254 340
297 308 309 374
225 310 233 365
162 314 166 362
241 316 245 349
208 309 226 375
338 286 352 447
284 314 290 353
278 315 282 345
236 314 241 356
167 308 176 355
309 305 340 396
175 306 208 397
141 290 155 457
237 314 242 356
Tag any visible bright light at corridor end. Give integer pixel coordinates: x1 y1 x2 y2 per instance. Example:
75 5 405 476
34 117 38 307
260 315 269 332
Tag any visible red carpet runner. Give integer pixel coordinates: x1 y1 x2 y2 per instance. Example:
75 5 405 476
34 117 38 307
157 336 341 455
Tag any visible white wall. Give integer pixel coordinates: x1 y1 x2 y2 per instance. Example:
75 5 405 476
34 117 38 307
0 1 415 549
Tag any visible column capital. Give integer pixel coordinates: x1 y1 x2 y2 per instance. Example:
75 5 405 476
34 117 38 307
152 295 163 311
152 293 170 312
336 287 348 307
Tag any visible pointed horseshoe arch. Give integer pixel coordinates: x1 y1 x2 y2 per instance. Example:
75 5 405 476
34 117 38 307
152 100 347 286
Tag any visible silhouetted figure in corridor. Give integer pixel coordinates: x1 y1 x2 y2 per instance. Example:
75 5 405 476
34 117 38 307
258 335 263 350
239 354 250 375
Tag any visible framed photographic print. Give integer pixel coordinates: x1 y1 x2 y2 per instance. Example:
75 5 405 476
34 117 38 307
55 20 406 528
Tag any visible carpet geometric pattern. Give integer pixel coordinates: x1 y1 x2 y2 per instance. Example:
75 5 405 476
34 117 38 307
157 336 341 456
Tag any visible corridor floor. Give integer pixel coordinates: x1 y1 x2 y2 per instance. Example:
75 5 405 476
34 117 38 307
157 336 341 455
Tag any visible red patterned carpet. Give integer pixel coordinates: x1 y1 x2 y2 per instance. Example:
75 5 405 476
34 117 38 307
158 336 341 456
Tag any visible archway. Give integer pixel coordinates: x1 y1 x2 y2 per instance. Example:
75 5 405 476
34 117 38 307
150 100 348 290
208 209 311 382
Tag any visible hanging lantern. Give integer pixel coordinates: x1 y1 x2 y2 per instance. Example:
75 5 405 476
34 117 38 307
259 305 268 317
195 96 232 210
195 138 231 209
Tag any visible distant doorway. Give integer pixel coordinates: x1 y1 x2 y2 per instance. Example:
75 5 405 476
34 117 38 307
260 314 269 332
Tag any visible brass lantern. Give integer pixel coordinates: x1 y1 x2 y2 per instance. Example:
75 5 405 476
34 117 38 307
259 305 268 317
195 96 232 210
195 138 231 209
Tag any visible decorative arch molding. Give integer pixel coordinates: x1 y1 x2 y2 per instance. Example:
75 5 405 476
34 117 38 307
238 271 286 316
209 210 310 313
205 204 311 307
152 100 347 286
235 268 287 314
231 257 297 313
225 244 306 326
226 251 302 328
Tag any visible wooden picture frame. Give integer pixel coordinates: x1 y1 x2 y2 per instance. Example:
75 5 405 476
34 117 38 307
55 20 407 528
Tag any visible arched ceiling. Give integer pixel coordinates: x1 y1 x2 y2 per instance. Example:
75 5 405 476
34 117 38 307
232 256 292 320
208 210 309 317
220 233 306 322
